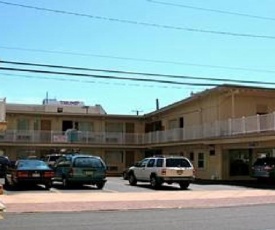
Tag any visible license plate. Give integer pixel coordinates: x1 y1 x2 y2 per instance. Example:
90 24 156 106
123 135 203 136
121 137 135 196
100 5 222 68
177 170 183 175
32 173 40 177
85 171 93 176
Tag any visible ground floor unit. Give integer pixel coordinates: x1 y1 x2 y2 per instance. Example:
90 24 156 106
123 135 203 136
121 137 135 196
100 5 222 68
1 132 275 180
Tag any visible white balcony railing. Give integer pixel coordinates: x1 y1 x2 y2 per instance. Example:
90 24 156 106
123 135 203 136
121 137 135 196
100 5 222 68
0 112 275 145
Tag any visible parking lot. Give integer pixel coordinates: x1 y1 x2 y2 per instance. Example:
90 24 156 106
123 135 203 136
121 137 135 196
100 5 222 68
2 176 275 213
1 176 272 195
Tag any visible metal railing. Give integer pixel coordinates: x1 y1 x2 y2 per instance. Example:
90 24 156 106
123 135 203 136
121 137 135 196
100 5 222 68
0 112 275 145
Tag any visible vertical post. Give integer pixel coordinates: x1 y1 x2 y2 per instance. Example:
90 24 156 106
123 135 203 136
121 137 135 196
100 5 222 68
228 118 232 136
256 114 260 132
242 116 246 134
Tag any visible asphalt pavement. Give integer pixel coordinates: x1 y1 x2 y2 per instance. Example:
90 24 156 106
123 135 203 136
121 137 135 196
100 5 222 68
1 180 275 213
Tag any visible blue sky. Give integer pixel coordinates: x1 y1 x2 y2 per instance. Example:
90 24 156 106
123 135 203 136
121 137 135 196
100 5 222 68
0 0 275 114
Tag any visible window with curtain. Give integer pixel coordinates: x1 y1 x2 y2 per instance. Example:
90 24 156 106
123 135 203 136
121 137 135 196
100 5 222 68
78 122 93 132
17 119 29 131
105 151 123 165
105 122 123 132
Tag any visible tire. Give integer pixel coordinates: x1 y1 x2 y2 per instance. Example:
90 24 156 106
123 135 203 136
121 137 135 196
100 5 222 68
62 177 70 188
179 181 190 190
45 181 52 190
96 182 105 189
128 173 137 186
4 177 11 190
150 176 161 189
4 176 16 190
122 172 128 180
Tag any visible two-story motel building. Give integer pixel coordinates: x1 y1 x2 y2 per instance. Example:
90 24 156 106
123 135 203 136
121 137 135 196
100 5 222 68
1 84 275 180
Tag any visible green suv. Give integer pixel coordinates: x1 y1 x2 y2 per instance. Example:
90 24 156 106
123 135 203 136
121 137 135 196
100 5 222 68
52 154 107 189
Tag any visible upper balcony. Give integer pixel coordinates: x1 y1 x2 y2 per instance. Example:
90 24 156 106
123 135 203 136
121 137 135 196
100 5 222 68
0 112 274 146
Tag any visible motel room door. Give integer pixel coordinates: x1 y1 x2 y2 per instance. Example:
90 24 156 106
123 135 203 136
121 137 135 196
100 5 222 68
41 120 52 142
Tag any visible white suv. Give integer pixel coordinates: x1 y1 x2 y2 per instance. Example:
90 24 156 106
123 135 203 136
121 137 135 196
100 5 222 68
127 155 195 189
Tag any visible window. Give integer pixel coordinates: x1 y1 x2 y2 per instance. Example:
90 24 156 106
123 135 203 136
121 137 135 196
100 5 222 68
105 151 123 165
74 157 103 168
78 122 94 132
17 119 29 131
147 159 155 167
140 159 149 167
125 123 135 133
198 152 205 168
105 122 123 132
166 158 191 167
156 159 163 167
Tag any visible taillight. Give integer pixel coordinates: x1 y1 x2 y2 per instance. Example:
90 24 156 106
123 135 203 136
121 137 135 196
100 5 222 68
43 171 54 177
264 165 274 171
161 168 166 175
17 171 29 178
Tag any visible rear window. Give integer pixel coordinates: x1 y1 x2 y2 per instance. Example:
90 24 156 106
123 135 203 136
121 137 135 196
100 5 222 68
253 157 275 166
17 160 50 170
73 157 104 168
166 158 191 167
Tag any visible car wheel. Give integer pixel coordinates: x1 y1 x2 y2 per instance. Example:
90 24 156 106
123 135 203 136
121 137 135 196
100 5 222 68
179 181 190 190
4 177 11 190
128 173 137 186
62 178 70 188
150 176 160 189
96 182 105 189
122 172 128 180
45 181 52 190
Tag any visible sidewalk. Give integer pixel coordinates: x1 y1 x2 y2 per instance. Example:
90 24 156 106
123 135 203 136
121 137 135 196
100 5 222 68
2 188 275 213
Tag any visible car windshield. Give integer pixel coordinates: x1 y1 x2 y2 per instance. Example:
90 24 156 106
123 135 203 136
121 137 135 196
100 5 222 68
166 158 191 167
48 155 62 161
253 157 275 166
17 160 50 170
74 157 104 168
0 156 10 164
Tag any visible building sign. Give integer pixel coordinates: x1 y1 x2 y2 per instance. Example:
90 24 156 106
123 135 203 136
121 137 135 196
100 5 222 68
53 135 68 143
59 101 84 106
43 98 84 107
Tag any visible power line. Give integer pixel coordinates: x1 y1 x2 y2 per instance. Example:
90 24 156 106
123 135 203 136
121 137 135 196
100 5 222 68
0 66 221 87
147 0 275 21
0 72 184 90
1 46 275 75
2 60 275 86
0 1 275 40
